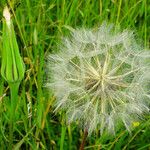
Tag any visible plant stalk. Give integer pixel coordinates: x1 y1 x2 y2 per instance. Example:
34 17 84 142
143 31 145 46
9 82 19 149
79 129 88 150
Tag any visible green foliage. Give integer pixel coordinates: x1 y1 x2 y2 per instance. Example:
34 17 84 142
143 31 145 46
0 0 149 149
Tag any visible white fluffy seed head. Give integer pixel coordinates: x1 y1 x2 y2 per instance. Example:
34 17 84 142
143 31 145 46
46 24 150 135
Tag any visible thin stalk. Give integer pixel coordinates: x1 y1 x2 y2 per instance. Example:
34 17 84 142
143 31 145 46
60 124 66 150
68 125 72 150
79 129 88 150
99 0 102 17
116 0 122 26
144 0 147 47
9 82 19 149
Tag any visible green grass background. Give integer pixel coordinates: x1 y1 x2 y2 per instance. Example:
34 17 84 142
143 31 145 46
0 0 150 149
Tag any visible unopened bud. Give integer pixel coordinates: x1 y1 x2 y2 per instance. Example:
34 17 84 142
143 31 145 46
1 6 25 83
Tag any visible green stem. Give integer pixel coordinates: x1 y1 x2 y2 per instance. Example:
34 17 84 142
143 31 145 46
60 124 66 150
116 0 122 26
9 82 19 149
68 125 72 150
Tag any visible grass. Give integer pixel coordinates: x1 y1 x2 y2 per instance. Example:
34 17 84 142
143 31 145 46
0 0 150 149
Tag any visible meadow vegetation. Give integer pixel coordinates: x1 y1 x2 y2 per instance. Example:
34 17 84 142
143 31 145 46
0 0 149 149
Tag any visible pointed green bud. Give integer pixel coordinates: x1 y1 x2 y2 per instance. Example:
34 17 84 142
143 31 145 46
1 6 25 83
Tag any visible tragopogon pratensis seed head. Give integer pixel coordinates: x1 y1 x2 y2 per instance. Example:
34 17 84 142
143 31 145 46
46 24 150 135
